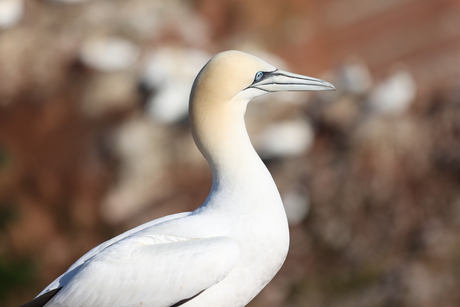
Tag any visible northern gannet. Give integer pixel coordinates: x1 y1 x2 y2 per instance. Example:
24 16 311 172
21 50 335 307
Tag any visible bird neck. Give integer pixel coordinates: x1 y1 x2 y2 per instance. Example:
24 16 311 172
190 95 286 233
190 96 272 191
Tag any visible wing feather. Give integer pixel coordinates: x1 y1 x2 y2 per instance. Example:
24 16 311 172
19 288 62 307
44 235 239 307
39 212 191 296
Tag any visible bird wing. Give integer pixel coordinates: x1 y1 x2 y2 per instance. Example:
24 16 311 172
39 212 191 296
19 288 62 307
44 234 239 307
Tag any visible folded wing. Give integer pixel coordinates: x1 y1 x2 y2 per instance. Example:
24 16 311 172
41 234 239 307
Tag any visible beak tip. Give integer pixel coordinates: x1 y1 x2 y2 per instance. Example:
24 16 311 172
323 81 336 91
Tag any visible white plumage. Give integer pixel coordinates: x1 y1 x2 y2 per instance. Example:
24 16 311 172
24 50 334 307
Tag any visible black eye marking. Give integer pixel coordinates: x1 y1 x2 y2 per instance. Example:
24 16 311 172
254 71 264 82
244 69 278 92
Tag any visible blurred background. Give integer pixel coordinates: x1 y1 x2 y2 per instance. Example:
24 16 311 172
1 0 460 306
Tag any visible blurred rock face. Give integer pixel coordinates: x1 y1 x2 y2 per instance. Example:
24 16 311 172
1 1 460 307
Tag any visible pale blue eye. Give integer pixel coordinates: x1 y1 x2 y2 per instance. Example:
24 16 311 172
255 71 264 81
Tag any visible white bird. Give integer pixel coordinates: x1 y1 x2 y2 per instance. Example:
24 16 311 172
255 119 314 159
80 37 140 72
142 47 211 124
21 50 335 307
368 65 416 115
0 0 23 29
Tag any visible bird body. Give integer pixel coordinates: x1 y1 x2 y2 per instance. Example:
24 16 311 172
23 50 334 307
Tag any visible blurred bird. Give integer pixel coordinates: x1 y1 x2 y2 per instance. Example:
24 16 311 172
80 37 140 72
142 47 211 124
339 57 373 95
0 0 23 29
368 65 416 115
21 50 335 307
255 119 314 159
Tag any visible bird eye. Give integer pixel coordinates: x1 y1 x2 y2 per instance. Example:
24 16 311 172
254 71 264 82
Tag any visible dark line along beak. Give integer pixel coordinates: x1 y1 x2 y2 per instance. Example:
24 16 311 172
250 69 336 92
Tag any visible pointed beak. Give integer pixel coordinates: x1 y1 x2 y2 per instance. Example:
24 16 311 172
250 69 336 92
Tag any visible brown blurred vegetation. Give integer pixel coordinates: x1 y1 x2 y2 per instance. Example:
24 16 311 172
0 0 460 306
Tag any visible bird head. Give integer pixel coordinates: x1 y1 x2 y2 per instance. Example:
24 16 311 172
190 50 335 106
189 50 335 162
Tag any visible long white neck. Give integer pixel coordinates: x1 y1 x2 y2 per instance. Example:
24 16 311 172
190 93 281 216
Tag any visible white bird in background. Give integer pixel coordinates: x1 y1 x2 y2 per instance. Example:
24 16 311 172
21 50 335 307
142 47 211 124
368 65 416 115
0 0 24 29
